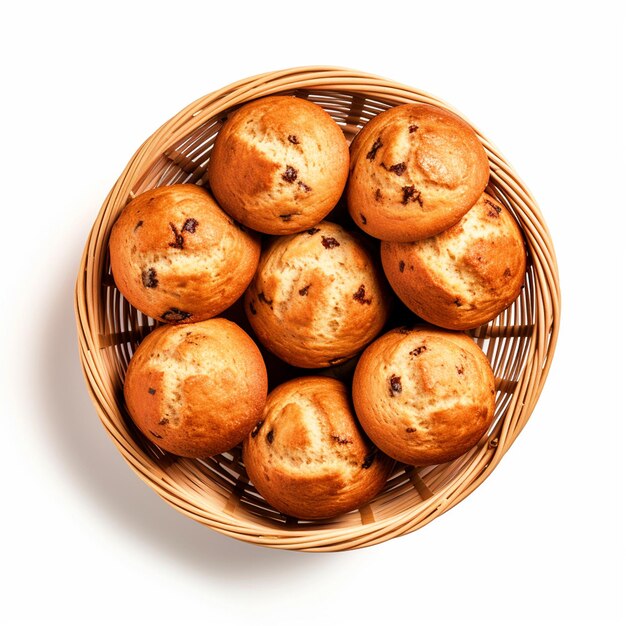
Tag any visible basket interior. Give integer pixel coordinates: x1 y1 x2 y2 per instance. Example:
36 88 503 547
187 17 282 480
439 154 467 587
94 87 539 538
73 56 564 552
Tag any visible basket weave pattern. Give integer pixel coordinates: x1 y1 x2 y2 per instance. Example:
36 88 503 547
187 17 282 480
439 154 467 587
75 67 560 551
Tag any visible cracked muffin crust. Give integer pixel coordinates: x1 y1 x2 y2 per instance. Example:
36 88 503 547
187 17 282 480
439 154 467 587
381 193 526 330
352 327 496 466
242 376 393 519
124 318 268 458
244 221 391 368
109 184 260 323
347 103 490 242
207 96 349 235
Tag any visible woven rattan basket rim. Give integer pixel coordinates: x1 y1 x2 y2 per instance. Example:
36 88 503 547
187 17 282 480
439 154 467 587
75 66 560 551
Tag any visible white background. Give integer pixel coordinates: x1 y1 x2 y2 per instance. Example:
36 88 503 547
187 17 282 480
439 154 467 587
1 1 624 624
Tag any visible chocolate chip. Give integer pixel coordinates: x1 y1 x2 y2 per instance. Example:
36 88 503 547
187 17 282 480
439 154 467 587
162 308 191 322
387 162 407 176
279 213 293 221
399 260 405 273
258 291 273 306
401 187 413 204
410 345 427 356
251 420 264 438
389 375 402 397
297 180 312 192
353 284 372 305
409 125 418 133
456 366 465 375
374 188 382 202
321 236 340 249
266 430 274 444
406 427 417 433
485 199 502 218
148 388 156 395
397 327 411 335
306 227 320 235
248 300 257 315
454 298 462 307
158 418 169 425
182 218 198 233
288 135 299 144
168 222 184 249
298 284 310 296
167 218 198 249
401 185 423 206
485 198 502 212
362 449 377 469
134 220 143 231
504 268 512 277
141 267 158 289
282 166 298 183
331 434 353 445
366 137 383 161
359 213 367 224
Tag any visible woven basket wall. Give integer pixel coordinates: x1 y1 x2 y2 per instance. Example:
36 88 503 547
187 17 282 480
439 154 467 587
75 67 560 551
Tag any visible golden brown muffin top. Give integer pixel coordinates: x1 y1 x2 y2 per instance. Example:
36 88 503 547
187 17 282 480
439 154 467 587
207 96 349 235
381 193 526 329
109 184 260 323
352 327 495 466
347 103 489 242
243 376 393 519
244 221 391 368
124 318 267 458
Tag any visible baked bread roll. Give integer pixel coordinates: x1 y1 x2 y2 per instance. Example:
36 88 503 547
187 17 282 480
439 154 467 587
347 103 490 242
352 327 495 466
242 376 393 519
109 184 260 324
381 193 526 330
124 318 267 458
207 96 349 235
244 221 391 368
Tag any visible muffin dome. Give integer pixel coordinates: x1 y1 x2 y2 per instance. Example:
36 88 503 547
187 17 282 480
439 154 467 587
109 184 260 323
124 318 267 457
207 96 349 235
381 193 526 330
352 327 496 466
243 376 393 519
347 103 489 242
244 221 391 368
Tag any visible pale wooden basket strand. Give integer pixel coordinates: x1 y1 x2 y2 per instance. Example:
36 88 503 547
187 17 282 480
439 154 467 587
74 67 560 552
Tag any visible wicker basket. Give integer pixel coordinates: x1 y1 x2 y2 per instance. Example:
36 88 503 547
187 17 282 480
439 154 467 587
75 66 560 551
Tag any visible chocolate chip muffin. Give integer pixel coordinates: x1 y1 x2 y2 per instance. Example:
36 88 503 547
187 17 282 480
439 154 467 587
347 103 490 242
207 96 349 235
381 193 526 330
242 376 393 519
244 221 391 368
352 327 496 466
109 184 260 324
124 318 268 458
